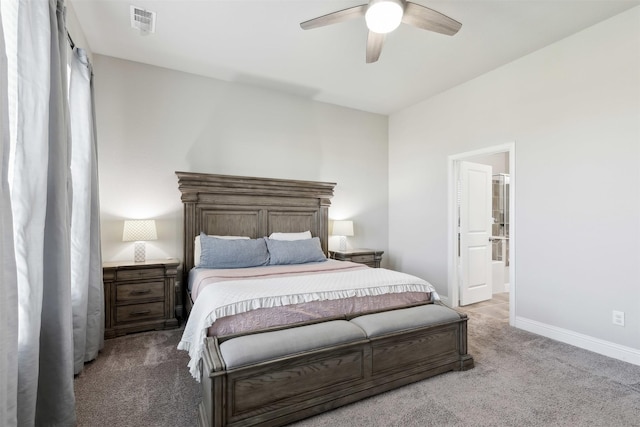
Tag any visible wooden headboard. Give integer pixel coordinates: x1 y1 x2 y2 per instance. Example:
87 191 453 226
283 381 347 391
176 171 336 291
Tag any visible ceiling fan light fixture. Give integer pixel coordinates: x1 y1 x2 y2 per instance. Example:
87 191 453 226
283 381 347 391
365 0 404 34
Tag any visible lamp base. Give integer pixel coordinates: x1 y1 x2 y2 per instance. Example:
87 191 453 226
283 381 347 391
339 236 347 252
134 242 146 262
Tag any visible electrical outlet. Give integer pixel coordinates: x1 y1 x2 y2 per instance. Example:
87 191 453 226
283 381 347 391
612 310 625 326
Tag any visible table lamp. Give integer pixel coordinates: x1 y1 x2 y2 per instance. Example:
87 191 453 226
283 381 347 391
122 219 157 262
332 220 354 252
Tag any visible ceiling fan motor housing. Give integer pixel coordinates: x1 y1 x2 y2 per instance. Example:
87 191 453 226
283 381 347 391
366 0 405 34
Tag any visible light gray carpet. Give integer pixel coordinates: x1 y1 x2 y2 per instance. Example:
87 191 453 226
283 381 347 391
75 307 640 426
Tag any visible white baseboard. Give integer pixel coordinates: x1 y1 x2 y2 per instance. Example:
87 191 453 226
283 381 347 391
515 316 640 367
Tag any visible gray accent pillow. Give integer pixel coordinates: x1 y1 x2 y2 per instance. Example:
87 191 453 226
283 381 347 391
199 233 269 269
265 237 327 265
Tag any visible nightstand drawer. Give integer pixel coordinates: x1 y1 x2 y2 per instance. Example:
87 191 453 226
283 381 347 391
116 301 165 323
351 254 374 263
116 281 165 303
116 267 165 281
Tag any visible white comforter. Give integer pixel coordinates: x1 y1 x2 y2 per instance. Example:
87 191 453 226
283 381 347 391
178 266 438 381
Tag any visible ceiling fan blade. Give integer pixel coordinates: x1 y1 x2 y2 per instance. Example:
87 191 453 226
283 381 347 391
366 31 385 63
402 2 462 36
300 4 367 30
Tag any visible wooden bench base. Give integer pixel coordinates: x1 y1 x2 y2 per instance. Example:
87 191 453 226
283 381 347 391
198 304 474 427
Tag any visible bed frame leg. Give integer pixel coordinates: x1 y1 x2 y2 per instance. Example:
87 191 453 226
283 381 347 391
456 313 474 371
200 337 227 427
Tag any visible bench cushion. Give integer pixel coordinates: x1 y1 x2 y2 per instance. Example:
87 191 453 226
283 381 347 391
350 304 462 338
220 320 367 369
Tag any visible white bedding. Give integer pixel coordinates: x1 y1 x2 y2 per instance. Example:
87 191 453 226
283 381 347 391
178 265 438 381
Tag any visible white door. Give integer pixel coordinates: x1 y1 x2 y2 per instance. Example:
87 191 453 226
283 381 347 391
459 161 493 306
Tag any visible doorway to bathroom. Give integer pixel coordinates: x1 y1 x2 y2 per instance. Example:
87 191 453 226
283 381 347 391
447 143 515 326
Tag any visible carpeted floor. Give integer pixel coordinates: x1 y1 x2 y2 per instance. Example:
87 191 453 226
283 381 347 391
75 297 640 426
74 328 201 426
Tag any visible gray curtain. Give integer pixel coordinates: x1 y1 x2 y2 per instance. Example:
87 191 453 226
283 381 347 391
69 46 104 374
0 4 19 425
1 0 103 424
12 0 75 424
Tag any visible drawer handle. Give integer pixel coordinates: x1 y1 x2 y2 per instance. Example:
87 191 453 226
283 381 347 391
130 310 152 316
130 289 151 295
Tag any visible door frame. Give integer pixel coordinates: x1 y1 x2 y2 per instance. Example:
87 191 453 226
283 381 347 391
447 142 516 326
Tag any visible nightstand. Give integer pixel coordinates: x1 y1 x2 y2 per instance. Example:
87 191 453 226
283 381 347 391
329 249 384 268
103 258 180 338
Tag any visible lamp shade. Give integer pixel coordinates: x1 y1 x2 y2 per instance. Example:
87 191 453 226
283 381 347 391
122 219 157 242
332 220 354 237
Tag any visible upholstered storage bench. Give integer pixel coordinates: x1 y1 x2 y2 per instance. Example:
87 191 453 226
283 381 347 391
197 303 474 427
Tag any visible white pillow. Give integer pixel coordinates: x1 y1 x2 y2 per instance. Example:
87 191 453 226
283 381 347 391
268 231 312 241
194 235 250 267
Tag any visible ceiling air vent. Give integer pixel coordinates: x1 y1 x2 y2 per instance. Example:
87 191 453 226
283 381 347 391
130 6 156 34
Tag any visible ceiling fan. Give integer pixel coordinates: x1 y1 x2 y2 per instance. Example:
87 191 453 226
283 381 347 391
300 0 462 63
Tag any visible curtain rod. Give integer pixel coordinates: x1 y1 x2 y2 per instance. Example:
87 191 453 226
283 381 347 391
67 31 75 49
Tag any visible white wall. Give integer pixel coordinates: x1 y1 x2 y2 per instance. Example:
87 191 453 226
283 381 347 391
66 1 92 60
94 55 389 265
389 6 640 356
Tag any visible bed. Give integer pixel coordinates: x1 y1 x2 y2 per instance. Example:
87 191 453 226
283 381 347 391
176 171 473 427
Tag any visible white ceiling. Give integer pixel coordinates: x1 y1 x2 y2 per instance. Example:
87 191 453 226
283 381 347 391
69 0 640 115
